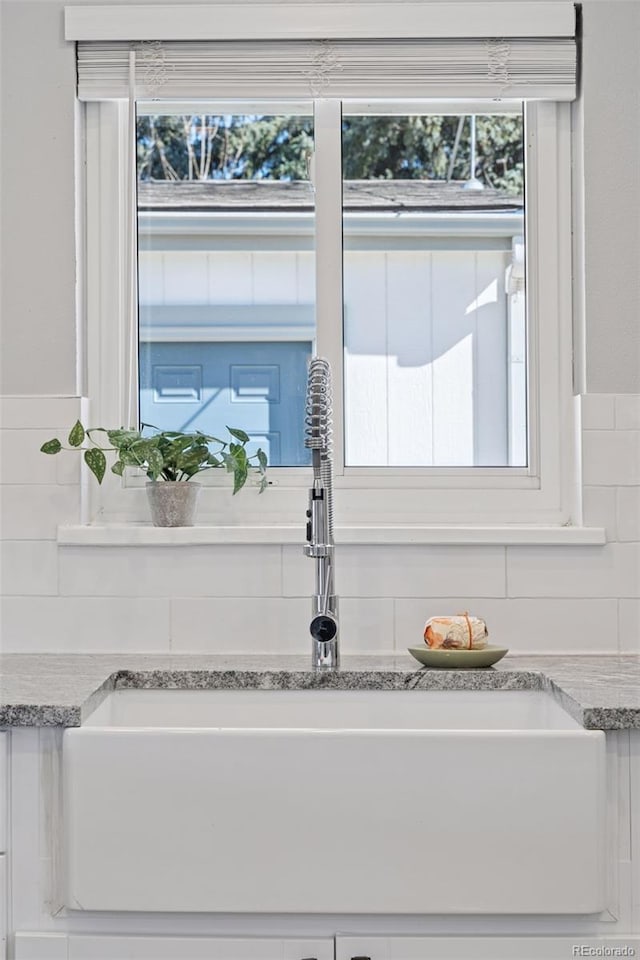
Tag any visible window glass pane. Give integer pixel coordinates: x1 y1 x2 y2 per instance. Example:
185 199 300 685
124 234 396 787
137 106 315 467
341 110 526 468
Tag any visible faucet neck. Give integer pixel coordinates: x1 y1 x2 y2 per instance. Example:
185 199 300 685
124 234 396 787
312 635 339 670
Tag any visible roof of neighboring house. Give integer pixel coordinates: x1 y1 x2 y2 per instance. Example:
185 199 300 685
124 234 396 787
137 179 523 213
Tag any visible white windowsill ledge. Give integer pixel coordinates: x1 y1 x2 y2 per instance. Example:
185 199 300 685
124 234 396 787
58 524 607 546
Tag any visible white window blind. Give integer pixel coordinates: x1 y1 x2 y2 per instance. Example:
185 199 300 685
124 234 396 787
69 1 577 102
76 36 576 101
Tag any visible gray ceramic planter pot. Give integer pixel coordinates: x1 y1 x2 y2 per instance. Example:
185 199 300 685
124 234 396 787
145 481 201 527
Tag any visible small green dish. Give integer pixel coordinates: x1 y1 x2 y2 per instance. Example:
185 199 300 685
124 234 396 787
407 645 509 669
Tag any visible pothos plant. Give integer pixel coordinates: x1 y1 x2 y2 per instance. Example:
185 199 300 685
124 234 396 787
40 422 268 494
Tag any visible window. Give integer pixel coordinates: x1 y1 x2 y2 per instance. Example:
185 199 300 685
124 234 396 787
137 103 526 471
76 3 577 529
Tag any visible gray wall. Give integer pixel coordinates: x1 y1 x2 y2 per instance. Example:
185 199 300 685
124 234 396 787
1 0 639 395
581 1 640 393
0 0 78 396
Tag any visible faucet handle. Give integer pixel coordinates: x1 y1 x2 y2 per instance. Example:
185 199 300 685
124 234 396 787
310 613 338 642
311 613 339 670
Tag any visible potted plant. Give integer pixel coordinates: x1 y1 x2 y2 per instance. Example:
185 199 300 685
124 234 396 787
41 422 268 527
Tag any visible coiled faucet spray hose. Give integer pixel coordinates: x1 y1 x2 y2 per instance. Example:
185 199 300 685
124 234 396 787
304 356 334 542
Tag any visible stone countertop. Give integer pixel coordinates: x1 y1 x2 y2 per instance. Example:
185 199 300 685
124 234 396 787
0 653 638 730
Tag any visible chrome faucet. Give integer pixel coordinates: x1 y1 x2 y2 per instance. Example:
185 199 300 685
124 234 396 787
304 357 339 669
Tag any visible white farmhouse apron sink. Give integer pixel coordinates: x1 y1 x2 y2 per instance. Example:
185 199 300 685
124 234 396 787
63 689 606 915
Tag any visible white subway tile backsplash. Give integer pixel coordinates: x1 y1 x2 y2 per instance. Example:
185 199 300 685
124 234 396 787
283 545 506 599
0 485 79 539
582 430 640 486
1 390 638 656
581 393 616 430
337 597 396 653
582 485 617 540
619 599 640 652
493 598 620 653
617 486 640 542
394 597 619 653
59 545 282 597
0 396 82 430
0 597 171 652
170 597 309 653
0 429 79 485
615 395 640 430
507 543 640 598
0 541 58 596
171 596 394 654
0 430 55 485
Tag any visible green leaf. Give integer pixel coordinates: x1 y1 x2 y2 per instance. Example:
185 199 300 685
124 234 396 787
111 460 125 477
68 420 85 447
256 448 268 471
232 459 249 495
129 438 158 467
198 432 225 447
146 447 164 480
258 475 268 494
40 438 62 455
224 446 248 495
106 428 141 448
167 435 198 460
176 444 209 472
226 425 250 444
84 447 107 484
119 449 144 467
222 449 240 473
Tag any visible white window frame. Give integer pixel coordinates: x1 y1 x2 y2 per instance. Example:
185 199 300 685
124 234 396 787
83 96 577 531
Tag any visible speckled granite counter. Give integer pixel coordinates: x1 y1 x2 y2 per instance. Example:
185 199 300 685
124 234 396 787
0 653 638 730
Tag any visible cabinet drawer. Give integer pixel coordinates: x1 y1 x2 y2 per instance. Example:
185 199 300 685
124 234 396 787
67 936 334 959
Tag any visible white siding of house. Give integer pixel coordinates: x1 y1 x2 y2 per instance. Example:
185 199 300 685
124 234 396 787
140 250 316 306
140 245 513 466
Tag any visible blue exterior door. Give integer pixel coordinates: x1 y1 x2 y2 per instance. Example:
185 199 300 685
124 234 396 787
139 341 312 467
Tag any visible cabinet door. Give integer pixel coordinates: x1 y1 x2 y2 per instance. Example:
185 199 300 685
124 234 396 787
632 731 640 921
0 733 6 852
68 935 333 959
0 855 6 960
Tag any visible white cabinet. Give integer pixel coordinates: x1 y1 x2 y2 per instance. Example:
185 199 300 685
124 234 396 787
67 936 333 959
632 732 640 921
14 934 334 960
336 937 640 960
0 732 7 960
0 733 6 852
0 856 5 960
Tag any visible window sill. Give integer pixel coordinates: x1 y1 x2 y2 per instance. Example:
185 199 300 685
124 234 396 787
57 523 607 547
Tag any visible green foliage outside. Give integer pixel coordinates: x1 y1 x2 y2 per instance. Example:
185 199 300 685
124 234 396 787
137 113 524 195
137 114 315 182
342 115 523 194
